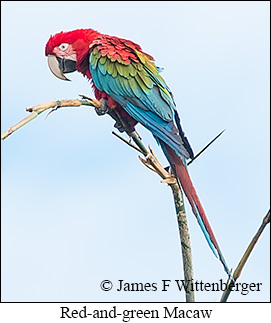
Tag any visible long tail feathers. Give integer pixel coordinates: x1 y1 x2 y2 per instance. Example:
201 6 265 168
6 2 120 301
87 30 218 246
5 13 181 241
163 143 232 278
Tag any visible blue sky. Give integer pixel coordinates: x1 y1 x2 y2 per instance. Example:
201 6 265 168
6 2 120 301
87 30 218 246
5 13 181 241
1 1 270 302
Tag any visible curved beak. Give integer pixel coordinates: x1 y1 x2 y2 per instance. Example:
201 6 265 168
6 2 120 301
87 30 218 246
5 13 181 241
47 55 76 81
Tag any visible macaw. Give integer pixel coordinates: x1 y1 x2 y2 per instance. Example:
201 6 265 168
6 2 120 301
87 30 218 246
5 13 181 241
45 28 231 277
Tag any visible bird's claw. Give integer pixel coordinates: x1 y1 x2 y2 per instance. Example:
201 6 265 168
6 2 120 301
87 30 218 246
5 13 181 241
113 121 126 133
94 98 108 115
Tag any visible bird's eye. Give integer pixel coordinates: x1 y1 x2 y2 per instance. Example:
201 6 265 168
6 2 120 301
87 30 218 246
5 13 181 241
59 43 69 51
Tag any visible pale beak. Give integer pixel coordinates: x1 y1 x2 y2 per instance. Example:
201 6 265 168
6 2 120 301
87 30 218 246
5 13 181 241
47 55 76 81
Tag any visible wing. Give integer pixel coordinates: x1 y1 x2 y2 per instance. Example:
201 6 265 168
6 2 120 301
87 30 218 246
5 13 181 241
89 35 191 159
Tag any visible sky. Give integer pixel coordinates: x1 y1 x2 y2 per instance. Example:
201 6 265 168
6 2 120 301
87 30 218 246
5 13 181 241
1 1 270 303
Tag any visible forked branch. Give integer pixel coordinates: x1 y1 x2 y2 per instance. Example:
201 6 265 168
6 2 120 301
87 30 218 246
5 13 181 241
1 96 195 302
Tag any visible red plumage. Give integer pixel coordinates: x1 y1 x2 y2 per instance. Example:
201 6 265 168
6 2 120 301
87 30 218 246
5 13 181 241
46 29 138 129
163 142 230 275
165 144 219 246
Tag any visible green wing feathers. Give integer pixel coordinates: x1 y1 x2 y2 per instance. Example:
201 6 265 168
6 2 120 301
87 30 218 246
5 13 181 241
89 35 175 121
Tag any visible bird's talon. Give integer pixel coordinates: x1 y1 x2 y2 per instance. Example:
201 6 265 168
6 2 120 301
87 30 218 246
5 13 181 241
95 98 108 115
113 122 126 132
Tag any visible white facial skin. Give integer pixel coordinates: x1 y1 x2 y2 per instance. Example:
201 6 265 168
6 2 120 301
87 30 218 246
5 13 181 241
53 43 77 61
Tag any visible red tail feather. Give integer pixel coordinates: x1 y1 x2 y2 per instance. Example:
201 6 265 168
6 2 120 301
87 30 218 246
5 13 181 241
162 143 232 277
163 143 232 277
164 144 220 251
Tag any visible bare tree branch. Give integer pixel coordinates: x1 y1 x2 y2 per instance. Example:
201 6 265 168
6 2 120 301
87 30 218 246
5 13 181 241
220 210 270 302
1 96 196 301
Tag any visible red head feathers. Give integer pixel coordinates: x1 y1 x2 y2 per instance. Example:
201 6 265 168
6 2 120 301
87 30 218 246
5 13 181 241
45 29 100 79
45 29 100 56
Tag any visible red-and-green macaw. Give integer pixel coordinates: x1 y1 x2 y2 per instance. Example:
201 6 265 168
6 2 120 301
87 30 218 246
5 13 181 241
45 29 231 277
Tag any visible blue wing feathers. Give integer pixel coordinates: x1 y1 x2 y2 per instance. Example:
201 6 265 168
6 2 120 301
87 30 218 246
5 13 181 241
89 41 232 278
89 49 191 160
124 102 190 159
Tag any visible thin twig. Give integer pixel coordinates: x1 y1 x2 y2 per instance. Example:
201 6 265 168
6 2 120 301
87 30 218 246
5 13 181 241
112 131 143 154
1 99 96 140
188 129 225 166
220 210 270 302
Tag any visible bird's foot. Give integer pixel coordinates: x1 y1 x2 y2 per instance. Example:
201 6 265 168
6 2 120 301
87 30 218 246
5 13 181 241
109 110 133 134
94 98 109 116
113 121 126 133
